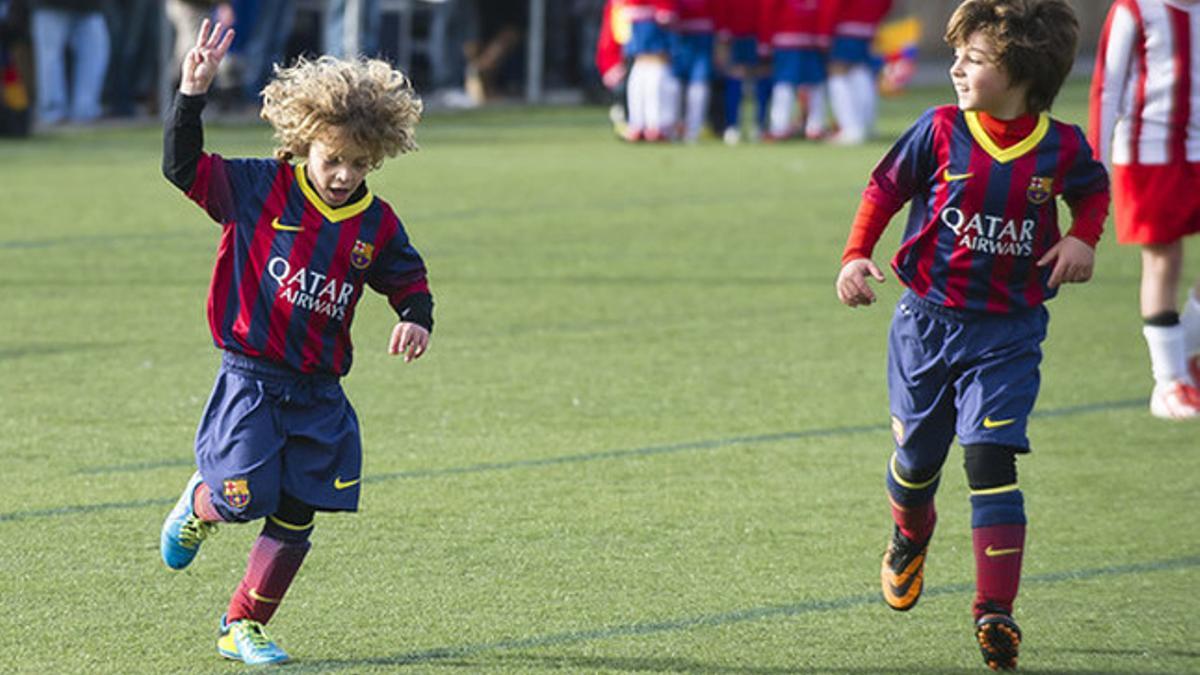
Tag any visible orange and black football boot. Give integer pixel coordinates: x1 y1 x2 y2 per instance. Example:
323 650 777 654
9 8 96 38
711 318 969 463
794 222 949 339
880 525 929 611
976 611 1022 671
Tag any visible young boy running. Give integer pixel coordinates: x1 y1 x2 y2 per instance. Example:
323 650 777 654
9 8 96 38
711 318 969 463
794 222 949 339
158 20 433 664
835 0 1109 669
1089 0 1200 419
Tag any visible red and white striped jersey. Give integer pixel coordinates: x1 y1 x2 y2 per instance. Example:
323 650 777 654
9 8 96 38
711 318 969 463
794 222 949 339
1089 0 1200 166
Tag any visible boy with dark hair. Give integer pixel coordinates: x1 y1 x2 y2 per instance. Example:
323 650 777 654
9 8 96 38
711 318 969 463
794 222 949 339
1090 0 1200 419
158 20 433 664
835 0 1109 669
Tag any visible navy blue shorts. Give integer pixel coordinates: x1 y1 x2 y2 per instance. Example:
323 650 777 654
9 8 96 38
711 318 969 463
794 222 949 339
831 36 872 65
772 48 826 85
886 291 1047 478
625 20 670 57
195 352 362 521
671 32 715 82
729 36 760 67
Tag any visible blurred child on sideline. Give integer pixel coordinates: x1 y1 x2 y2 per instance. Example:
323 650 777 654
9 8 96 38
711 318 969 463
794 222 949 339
714 0 772 144
827 0 892 144
623 0 678 141
760 0 835 140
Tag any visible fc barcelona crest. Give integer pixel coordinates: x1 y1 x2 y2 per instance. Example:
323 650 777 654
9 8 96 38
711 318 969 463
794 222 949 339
351 240 375 270
223 478 251 510
1026 176 1053 205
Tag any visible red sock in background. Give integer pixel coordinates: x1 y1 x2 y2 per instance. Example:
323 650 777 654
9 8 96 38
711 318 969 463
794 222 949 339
226 534 311 625
890 497 937 542
972 523 1025 618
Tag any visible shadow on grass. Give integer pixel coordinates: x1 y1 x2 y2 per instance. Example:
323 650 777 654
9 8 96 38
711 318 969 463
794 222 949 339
0 342 120 361
283 652 1157 674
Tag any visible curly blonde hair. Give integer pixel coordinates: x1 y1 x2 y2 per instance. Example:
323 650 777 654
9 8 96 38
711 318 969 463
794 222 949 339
260 56 422 168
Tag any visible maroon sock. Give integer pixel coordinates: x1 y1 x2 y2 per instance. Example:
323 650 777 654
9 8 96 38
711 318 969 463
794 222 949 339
972 523 1025 618
192 481 225 522
890 497 937 542
226 535 311 625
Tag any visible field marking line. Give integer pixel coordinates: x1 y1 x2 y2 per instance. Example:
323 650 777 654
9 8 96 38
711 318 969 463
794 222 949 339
284 554 1200 670
4 397 1146 523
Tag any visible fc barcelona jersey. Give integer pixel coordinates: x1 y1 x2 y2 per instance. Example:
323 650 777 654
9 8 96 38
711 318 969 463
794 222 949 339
864 105 1109 313
186 153 429 375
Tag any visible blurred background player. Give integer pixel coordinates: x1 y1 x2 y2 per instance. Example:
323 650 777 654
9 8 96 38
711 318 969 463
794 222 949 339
670 0 715 142
159 20 433 664
714 0 771 144
1089 0 1200 419
827 0 892 144
835 0 1108 669
596 0 631 138
759 0 835 141
623 0 677 141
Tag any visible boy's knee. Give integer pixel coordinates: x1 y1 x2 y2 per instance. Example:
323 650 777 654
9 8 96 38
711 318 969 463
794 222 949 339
262 492 315 543
963 443 1019 490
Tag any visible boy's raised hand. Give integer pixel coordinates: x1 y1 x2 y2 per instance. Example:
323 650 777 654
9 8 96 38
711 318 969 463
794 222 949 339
836 257 886 307
180 19 234 96
1037 235 1095 288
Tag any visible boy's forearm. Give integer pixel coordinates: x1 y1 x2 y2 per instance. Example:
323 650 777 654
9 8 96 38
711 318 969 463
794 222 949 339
162 92 207 191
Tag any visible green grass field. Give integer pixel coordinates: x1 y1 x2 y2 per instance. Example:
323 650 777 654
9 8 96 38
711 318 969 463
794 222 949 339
1 80 1198 674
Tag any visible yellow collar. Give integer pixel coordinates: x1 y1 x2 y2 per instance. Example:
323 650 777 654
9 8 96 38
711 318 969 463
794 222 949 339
964 111 1050 164
295 163 373 222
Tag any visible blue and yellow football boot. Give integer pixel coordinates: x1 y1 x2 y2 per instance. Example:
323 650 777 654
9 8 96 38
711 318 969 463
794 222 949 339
160 471 217 570
218 615 290 665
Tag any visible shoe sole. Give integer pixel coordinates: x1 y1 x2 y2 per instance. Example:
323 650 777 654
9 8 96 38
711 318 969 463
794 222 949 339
976 617 1021 671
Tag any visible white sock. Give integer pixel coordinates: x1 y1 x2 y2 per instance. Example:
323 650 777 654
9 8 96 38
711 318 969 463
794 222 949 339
1144 323 1188 385
627 61 647 134
1180 289 1200 356
851 66 877 137
658 68 681 138
828 72 861 141
803 85 826 136
769 82 795 136
685 81 709 141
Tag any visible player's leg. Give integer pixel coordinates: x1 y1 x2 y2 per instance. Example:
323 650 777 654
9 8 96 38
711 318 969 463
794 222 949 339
767 50 798 140
162 363 285 570
963 444 1025 672
954 307 1044 670
682 38 713 143
827 59 862 144
1140 241 1200 418
881 293 957 611
1182 277 1200 383
218 493 314 665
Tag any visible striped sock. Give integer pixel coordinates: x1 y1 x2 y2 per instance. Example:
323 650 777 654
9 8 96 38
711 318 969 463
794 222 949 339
192 481 225 522
972 523 1025 618
226 528 311 625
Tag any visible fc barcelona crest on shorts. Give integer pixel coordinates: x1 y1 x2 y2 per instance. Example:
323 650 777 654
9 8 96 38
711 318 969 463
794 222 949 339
223 478 251 510
1026 176 1053 205
351 240 375 270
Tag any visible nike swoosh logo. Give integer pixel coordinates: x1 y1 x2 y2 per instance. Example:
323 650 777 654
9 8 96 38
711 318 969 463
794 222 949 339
271 217 302 232
942 169 974 182
984 545 1022 557
982 417 1017 429
248 587 281 604
333 476 361 490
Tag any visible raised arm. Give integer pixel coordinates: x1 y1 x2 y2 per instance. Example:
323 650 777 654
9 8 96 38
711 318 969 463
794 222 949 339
179 19 235 96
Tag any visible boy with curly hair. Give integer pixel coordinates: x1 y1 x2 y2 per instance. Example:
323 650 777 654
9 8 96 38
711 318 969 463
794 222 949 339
835 0 1109 669
158 20 433 665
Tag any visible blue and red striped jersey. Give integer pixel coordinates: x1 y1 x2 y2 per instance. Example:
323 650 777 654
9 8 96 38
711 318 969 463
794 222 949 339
186 153 430 375
864 105 1109 313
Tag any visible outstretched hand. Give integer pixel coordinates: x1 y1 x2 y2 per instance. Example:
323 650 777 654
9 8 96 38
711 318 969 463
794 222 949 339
388 322 430 363
179 19 234 96
836 257 887 307
1037 235 1095 288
